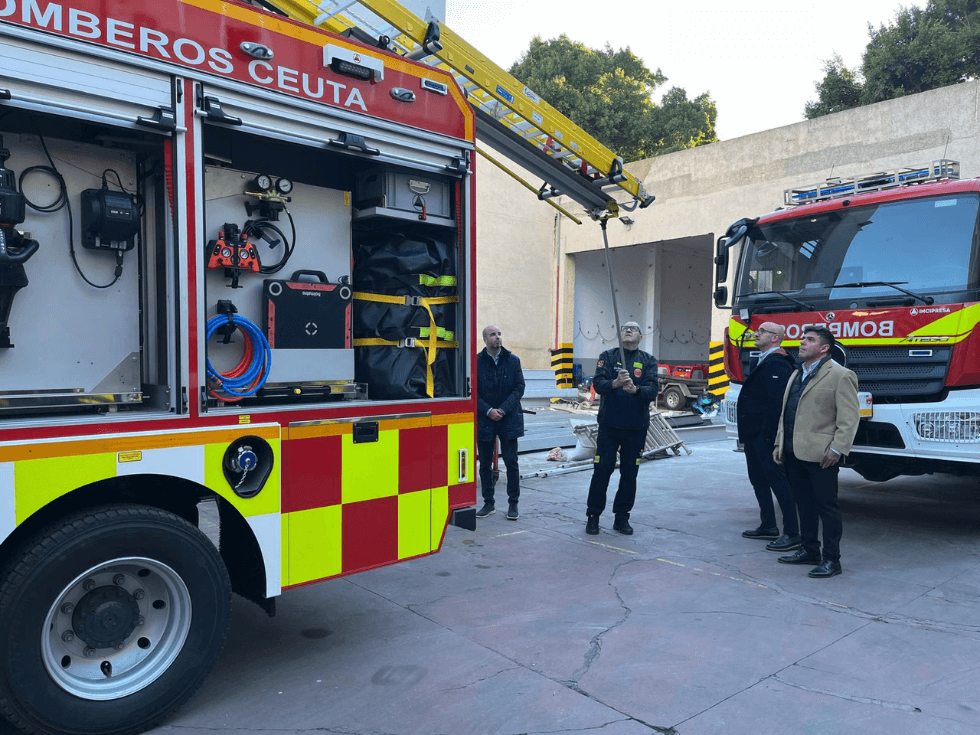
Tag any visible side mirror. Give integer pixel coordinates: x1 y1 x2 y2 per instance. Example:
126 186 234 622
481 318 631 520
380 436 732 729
714 285 728 309
714 235 729 286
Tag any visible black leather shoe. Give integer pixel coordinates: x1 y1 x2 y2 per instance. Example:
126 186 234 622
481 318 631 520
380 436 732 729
613 515 634 535
766 534 802 552
742 526 780 540
586 514 600 535
778 549 821 565
475 503 495 518
808 560 842 578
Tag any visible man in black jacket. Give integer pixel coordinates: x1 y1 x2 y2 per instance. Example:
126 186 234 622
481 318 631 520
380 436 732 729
476 325 526 520
586 322 659 536
736 321 799 551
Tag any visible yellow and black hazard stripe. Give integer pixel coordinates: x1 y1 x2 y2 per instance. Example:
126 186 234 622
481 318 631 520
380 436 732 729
550 343 574 389
708 341 729 396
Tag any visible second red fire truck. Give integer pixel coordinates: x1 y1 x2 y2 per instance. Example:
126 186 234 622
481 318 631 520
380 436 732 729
717 160 980 482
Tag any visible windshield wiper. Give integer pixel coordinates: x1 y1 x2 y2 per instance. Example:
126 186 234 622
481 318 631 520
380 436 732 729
748 290 815 311
835 281 934 305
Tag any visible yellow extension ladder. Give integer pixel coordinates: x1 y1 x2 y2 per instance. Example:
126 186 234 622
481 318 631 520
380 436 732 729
257 0 655 219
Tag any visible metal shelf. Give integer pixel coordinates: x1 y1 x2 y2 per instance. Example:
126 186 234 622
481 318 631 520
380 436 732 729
352 206 455 228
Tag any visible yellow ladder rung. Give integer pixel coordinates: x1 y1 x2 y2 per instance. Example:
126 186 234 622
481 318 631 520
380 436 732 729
261 0 655 214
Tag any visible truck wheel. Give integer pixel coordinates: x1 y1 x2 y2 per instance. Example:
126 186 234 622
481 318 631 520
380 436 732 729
0 505 231 735
663 387 684 411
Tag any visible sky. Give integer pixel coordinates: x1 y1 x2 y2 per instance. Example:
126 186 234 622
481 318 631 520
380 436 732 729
442 0 920 141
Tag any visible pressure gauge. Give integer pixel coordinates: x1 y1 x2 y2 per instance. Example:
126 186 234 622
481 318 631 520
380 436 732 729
252 174 273 191
275 177 293 195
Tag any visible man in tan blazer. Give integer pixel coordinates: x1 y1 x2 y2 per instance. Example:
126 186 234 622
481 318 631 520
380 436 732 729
773 326 859 578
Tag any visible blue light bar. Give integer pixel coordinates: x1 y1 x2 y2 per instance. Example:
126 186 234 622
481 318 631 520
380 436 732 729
784 160 959 206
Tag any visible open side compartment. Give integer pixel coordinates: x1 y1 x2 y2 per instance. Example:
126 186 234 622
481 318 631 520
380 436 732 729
0 106 178 420
351 200 460 401
201 122 467 409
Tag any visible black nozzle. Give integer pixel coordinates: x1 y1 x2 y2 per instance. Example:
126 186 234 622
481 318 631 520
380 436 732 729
0 136 27 228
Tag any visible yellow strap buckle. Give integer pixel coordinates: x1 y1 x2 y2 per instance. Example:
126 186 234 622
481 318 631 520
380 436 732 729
353 290 460 397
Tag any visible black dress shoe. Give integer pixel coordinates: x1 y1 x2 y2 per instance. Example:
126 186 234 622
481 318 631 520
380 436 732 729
586 514 600 535
613 515 633 535
778 549 821 565
766 534 802 552
742 526 780 540
808 560 842 578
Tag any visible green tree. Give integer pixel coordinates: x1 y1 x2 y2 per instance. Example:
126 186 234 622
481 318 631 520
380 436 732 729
804 53 864 119
861 2 975 103
805 0 980 118
509 35 717 163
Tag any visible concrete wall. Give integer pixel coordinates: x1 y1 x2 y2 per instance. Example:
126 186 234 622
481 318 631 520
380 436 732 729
561 80 980 344
656 236 712 364
572 243 657 370
569 234 711 375
473 155 559 368
474 79 980 370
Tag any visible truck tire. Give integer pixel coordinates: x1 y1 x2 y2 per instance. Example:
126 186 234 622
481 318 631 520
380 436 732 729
663 387 684 411
0 505 231 735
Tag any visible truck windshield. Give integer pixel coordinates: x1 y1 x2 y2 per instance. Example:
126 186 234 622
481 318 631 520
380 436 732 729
734 193 980 307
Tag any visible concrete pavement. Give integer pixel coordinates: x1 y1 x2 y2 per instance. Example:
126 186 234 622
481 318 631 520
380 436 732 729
160 437 980 734
5 437 978 734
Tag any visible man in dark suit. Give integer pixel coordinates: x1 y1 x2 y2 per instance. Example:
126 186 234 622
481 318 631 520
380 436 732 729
736 322 800 552
476 325 526 521
774 326 859 578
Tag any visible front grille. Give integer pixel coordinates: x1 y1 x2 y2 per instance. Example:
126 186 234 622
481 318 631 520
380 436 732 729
740 345 953 401
726 399 737 425
855 364 945 379
860 380 946 395
848 346 952 400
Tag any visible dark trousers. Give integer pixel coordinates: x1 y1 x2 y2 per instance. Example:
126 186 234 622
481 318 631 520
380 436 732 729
784 453 842 562
477 437 520 504
745 433 798 535
586 425 646 518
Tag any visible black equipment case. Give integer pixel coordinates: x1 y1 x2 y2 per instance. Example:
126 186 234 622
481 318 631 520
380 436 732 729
262 270 352 349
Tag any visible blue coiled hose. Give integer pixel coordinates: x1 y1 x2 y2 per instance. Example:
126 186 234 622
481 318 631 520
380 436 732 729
206 313 272 399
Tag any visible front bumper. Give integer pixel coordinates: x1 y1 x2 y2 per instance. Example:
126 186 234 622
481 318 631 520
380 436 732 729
724 384 980 463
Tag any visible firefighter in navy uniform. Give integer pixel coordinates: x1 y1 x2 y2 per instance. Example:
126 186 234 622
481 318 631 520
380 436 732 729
586 322 659 535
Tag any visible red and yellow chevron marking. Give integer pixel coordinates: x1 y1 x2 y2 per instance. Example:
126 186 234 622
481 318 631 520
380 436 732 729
0 412 476 596
0 424 284 596
280 412 473 588
1 425 281 524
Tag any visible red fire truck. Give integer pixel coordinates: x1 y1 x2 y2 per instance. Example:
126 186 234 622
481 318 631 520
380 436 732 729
716 160 980 483
0 1 483 732
0 0 649 732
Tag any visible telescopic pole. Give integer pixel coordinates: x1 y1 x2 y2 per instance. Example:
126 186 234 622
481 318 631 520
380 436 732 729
599 217 628 370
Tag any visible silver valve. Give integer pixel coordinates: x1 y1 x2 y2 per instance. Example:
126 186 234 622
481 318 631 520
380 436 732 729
234 445 257 473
